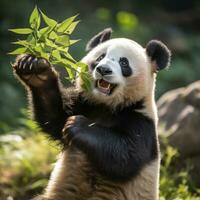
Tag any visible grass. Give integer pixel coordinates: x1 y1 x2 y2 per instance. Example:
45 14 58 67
0 119 200 200
159 145 200 200
0 122 59 200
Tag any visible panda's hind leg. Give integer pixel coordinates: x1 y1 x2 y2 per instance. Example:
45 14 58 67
42 148 94 200
87 178 127 200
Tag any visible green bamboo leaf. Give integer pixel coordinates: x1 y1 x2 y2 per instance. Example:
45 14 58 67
9 28 33 34
26 34 36 45
39 27 49 35
66 68 76 80
9 8 83 87
12 40 35 54
40 10 57 27
37 15 41 29
77 62 88 72
55 35 69 46
62 52 76 62
57 14 79 33
40 52 49 60
61 58 77 68
12 40 29 46
56 46 69 54
34 44 43 54
64 21 80 34
41 43 52 53
80 72 92 91
52 50 61 60
29 6 40 29
49 31 58 40
69 39 80 45
8 47 27 55
34 44 49 59
45 38 57 48
55 59 77 74
38 26 54 41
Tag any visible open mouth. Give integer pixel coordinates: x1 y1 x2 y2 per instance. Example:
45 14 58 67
95 79 118 95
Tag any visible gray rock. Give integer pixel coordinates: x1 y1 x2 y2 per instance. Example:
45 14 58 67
158 81 200 156
157 81 200 185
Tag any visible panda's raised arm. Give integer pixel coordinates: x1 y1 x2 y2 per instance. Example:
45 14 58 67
63 112 158 181
13 55 77 141
30 82 73 141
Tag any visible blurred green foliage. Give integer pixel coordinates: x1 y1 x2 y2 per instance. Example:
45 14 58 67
0 114 200 199
1 0 200 130
1 1 200 199
9 6 92 91
160 145 200 200
116 11 138 31
0 114 59 199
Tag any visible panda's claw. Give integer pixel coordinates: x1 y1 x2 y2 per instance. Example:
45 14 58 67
13 54 58 87
18 55 27 69
26 56 34 69
29 62 33 70
18 56 26 69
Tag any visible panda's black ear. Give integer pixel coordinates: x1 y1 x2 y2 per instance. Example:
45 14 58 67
146 40 171 71
86 28 112 52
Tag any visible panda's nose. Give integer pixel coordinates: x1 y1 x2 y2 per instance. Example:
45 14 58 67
96 66 112 76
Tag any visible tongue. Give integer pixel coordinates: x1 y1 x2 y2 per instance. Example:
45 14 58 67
98 79 111 94
99 79 110 88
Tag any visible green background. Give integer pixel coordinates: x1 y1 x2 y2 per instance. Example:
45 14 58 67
1 0 200 130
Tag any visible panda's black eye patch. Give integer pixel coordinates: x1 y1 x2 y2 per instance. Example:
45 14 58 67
119 57 132 77
90 53 106 70
96 53 106 62
119 57 129 67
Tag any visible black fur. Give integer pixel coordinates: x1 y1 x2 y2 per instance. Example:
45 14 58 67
14 49 158 183
30 81 68 141
13 55 68 141
146 40 171 71
121 66 132 77
90 53 106 70
30 75 158 181
86 28 112 52
119 57 132 77
63 98 158 181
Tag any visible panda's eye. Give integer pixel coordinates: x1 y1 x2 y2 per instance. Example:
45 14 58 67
96 53 105 62
119 57 129 67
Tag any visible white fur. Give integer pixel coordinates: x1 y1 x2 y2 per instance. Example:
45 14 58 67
81 38 160 199
79 38 156 121
123 159 160 200
44 152 160 200
43 38 160 200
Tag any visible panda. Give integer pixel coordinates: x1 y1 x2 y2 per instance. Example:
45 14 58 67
13 28 171 200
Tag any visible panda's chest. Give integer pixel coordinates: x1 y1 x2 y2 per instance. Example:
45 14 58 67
86 109 116 127
77 98 132 128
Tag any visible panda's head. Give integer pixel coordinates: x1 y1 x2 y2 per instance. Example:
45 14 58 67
78 28 171 108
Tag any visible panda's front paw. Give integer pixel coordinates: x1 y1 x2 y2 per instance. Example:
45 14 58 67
12 54 58 87
62 115 89 146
